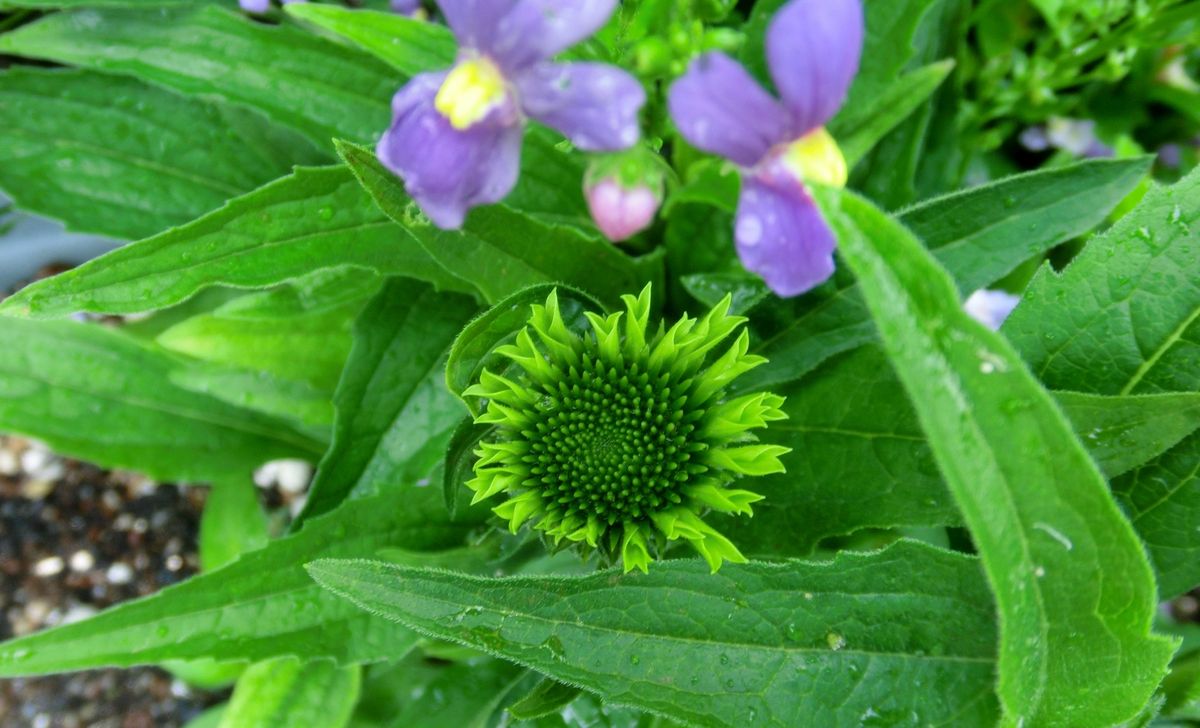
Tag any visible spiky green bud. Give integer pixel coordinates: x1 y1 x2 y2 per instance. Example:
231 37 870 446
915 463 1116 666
463 285 789 573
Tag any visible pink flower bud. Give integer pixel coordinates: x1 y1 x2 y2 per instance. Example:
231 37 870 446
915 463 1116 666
585 178 660 242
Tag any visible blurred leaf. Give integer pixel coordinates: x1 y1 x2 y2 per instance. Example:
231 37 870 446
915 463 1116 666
157 269 381 392
833 60 955 168
0 489 479 675
829 186 1175 725
353 652 528 728
310 541 1000 726
0 317 320 481
199 478 268 572
338 141 650 307
284 4 456 76
220 658 360 728
0 165 472 319
507 678 583 721
0 5 396 148
738 157 1153 393
0 67 322 240
297 279 478 526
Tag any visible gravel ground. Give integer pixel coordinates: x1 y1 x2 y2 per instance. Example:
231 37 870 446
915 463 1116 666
0 436 227 727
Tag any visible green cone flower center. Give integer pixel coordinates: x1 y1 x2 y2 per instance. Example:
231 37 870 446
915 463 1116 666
526 344 695 524
464 285 790 573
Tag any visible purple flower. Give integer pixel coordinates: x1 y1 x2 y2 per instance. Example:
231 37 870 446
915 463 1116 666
965 289 1020 330
390 0 421 14
668 0 863 297
238 0 271 12
377 0 646 229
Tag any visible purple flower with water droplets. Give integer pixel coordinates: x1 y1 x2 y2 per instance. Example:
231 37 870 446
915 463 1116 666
668 0 863 297
377 0 646 229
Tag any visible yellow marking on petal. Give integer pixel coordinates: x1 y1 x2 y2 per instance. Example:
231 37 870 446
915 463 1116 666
782 127 848 188
435 57 509 130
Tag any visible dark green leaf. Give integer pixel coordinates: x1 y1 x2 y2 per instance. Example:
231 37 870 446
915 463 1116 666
829 186 1175 725
309 540 1000 727
0 317 320 482
0 67 322 240
0 165 472 319
338 141 649 307
0 5 396 148
354 652 528 728
297 279 478 525
1055 390 1200 479
832 60 954 168
507 678 583 721
0 489 474 675
739 157 1153 393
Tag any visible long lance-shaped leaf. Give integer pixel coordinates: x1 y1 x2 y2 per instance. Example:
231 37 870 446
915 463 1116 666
310 540 1000 727
826 186 1175 725
0 165 472 319
0 490 475 676
736 157 1152 393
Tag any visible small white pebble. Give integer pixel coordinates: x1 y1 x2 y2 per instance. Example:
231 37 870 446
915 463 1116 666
288 493 309 518
32 714 51 728
61 605 98 625
69 550 95 572
0 449 17 476
106 562 134 585
131 518 149 534
254 459 313 494
20 448 63 481
165 554 184 571
33 556 64 577
170 679 191 698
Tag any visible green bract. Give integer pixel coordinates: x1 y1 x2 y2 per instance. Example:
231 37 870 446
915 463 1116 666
463 286 789 573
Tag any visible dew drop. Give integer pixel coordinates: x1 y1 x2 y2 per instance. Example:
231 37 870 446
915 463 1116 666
317 206 334 221
156 625 169 638
826 633 846 651
719 653 730 665
630 654 640 665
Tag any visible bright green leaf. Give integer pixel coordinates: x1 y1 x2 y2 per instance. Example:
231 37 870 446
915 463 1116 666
220 658 360 728
829 186 1175 725
0 165 472 319
0 489 475 676
833 60 955 168
310 540 1000 727
284 4 456 76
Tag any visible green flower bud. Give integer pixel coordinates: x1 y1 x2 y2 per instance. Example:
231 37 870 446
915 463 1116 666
463 285 789 573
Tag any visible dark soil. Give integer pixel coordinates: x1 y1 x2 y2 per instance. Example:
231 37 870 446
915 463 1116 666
0 437 227 728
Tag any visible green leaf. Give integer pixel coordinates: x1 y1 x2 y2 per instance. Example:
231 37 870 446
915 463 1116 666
157 269 381 392
1055 390 1200 479
725 344 1196 557
169 359 337 436
0 165 472 319
0 67 322 240
738 157 1153 393
0 490 474 675
1004 168 1200 397
828 186 1175 725
297 279 479 526
832 60 955 168
507 678 583 721
309 540 1000 727
0 6 397 149
220 659 360 728
354 652 528 728
1113 431 1200 600
0 317 320 482
284 4 456 76
338 140 649 307
199 479 268 572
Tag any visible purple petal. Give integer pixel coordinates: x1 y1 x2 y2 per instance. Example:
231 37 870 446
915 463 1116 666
667 52 793 167
735 176 835 297
486 0 617 70
766 0 863 132
377 72 523 229
516 62 644 151
437 0 519 50
239 0 271 12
